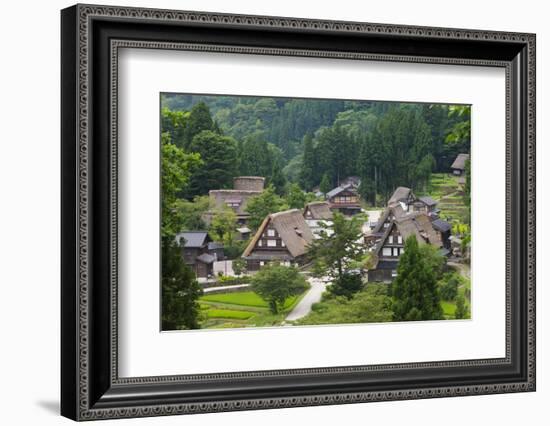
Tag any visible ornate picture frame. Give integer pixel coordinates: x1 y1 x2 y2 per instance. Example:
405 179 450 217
61 4 535 421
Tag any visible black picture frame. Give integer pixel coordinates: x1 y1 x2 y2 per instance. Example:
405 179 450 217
61 4 536 421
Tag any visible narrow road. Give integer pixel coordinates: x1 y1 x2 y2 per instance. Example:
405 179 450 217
203 283 250 293
448 261 470 279
285 278 328 321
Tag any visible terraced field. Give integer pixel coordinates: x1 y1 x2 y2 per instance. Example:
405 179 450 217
419 173 469 223
199 290 305 329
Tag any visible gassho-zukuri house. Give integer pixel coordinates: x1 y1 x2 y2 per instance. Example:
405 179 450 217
451 153 470 176
303 201 333 238
366 186 451 282
204 176 265 226
242 209 314 271
367 212 444 282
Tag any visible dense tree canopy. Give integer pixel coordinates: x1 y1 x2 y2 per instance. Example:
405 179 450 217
161 94 470 208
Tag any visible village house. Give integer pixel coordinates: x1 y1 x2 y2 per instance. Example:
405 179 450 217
176 231 224 279
242 209 314 271
303 201 333 239
367 212 444 282
410 195 439 218
205 176 265 226
365 186 450 258
339 176 361 188
451 153 470 176
326 183 362 216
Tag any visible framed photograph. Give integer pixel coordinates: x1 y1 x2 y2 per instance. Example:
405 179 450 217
61 4 536 421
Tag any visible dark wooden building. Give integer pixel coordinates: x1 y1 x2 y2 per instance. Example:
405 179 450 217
242 209 314 271
326 184 362 216
175 231 223 279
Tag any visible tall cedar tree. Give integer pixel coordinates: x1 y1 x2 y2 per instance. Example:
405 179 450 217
319 173 331 196
187 130 238 197
184 102 215 147
299 132 316 191
391 236 444 321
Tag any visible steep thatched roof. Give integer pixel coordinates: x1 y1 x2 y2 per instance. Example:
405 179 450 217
208 189 261 215
373 212 442 258
388 186 412 204
303 201 333 220
242 209 314 259
372 203 406 234
451 153 469 171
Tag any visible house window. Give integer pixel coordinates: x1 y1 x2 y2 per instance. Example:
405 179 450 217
267 229 275 237
382 247 392 257
260 261 265 266
391 270 398 278
258 240 262 247
281 240 286 247
397 235 403 244
267 240 277 247
389 235 393 244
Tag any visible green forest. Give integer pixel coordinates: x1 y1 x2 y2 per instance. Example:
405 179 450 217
161 93 470 204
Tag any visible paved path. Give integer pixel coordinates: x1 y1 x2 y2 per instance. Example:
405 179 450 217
203 283 250 293
448 261 470 279
285 278 329 321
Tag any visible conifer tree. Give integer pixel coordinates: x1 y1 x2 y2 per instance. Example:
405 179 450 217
391 236 444 321
299 132 316 191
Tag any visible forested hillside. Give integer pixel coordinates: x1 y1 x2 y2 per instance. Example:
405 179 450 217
161 93 470 205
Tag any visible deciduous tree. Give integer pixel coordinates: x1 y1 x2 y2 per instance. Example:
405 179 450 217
251 264 309 313
245 185 288 230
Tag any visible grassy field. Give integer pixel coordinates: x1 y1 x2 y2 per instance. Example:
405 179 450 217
440 272 471 320
199 290 305 329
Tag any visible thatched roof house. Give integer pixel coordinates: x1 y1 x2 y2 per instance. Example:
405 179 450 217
205 176 265 225
388 186 415 205
303 201 333 220
242 209 314 270
451 153 469 175
368 212 445 282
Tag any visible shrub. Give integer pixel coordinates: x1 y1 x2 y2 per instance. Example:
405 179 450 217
439 274 460 301
328 273 363 299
